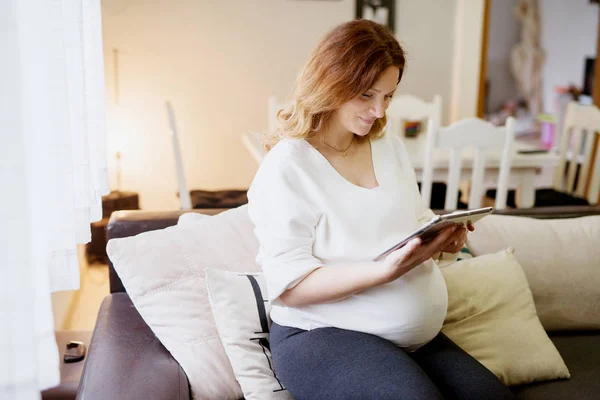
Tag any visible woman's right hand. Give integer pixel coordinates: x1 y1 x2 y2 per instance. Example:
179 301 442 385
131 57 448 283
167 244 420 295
377 225 459 283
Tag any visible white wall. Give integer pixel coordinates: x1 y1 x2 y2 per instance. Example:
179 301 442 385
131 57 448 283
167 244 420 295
540 0 598 114
395 0 457 124
486 0 520 113
101 0 459 210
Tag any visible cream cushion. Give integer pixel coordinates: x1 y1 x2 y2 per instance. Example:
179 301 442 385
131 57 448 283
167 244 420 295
466 214 600 331
205 268 294 400
441 248 570 386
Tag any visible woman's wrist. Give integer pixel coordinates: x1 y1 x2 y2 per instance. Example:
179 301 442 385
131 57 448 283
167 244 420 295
373 259 408 285
373 262 393 285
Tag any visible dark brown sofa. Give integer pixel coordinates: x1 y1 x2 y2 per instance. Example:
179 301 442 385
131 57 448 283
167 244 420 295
77 206 600 400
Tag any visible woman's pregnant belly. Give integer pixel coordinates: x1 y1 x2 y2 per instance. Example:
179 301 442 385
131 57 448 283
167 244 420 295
292 260 448 349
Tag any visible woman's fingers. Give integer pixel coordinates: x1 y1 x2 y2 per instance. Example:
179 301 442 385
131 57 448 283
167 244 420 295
398 237 422 261
387 237 422 265
440 228 467 253
426 226 457 252
406 226 456 264
388 224 471 270
448 228 466 246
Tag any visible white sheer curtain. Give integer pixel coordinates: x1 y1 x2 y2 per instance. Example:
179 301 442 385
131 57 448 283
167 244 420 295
0 0 108 398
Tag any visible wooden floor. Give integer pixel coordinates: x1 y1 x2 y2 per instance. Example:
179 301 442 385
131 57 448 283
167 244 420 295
52 245 110 331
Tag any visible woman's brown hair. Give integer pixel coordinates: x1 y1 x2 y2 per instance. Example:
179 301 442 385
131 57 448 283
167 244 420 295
263 19 406 150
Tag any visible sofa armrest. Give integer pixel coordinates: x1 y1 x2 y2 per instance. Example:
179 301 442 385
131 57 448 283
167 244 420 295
77 293 190 400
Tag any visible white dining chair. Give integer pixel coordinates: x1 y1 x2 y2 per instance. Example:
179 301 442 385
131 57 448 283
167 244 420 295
239 96 285 166
552 102 600 205
241 131 267 165
268 95 290 133
422 117 516 210
241 95 288 165
386 95 459 209
385 94 443 137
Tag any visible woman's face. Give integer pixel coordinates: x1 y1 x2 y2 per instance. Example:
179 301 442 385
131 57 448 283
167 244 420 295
331 66 399 137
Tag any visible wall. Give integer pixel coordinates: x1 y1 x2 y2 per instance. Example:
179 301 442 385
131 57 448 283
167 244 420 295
394 0 457 123
486 0 520 113
539 0 598 114
101 0 459 210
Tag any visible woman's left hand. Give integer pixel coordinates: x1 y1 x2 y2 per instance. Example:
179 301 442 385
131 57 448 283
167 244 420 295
440 223 475 254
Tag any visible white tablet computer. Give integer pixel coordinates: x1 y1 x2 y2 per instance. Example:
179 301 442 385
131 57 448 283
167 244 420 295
372 207 494 262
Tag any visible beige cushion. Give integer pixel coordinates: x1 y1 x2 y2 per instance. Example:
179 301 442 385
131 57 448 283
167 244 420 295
441 248 571 386
107 205 259 400
466 214 600 331
205 268 294 400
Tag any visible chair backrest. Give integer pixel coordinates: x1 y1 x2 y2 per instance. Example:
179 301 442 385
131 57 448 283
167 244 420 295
553 102 600 205
241 132 266 165
422 117 516 210
242 95 289 165
385 94 442 137
268 95 290 133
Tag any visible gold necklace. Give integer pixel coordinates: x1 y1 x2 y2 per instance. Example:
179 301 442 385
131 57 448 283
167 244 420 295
318 133 355 156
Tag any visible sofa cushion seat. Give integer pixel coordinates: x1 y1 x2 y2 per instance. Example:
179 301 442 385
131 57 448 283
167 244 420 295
512 332 600 399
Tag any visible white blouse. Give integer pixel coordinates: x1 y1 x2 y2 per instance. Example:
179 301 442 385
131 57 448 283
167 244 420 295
247 133 448 350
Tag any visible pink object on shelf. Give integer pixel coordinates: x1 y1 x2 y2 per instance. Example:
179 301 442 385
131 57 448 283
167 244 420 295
540 122 555 150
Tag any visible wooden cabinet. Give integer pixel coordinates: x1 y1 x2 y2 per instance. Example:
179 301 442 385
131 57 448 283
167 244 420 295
85 191 139 264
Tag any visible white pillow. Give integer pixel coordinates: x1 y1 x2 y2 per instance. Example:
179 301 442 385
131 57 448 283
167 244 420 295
441 248 570 386
107 205 259 400
467 214 600 331
205 268 294 400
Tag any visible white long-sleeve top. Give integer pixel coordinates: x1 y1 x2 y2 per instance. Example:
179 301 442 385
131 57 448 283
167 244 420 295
247 133 448 349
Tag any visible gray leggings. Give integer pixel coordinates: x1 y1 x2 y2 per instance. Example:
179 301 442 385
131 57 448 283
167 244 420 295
270 322 516 400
